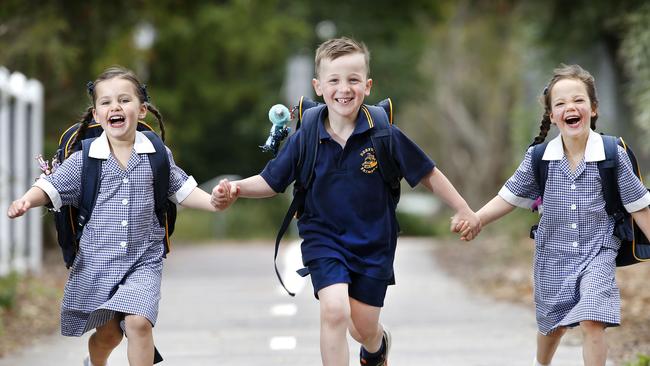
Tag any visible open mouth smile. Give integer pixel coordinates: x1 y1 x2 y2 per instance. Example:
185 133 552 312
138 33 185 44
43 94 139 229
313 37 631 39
565 116 581 125
335 97 353 105
108 115 126 127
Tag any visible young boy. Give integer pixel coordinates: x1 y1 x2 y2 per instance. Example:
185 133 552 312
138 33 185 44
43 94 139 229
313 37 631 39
211 37 480 366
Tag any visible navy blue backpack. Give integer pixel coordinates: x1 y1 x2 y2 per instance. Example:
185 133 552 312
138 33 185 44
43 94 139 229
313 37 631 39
530 135 650 266
53 122 176 269
273 97 402 295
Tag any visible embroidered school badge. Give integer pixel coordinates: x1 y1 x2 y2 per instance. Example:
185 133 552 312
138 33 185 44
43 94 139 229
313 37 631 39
360 147 378 174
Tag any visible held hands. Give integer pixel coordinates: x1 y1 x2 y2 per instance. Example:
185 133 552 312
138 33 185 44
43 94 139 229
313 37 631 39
7 198 32 219
450 209 481 241
210 179 240 211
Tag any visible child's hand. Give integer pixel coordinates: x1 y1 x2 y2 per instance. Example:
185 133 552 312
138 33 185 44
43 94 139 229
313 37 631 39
7 198 31 218
452 209 481 241
450 216 466 233
211 179 240 211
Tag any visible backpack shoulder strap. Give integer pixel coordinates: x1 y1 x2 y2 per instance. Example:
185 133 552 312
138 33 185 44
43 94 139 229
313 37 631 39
273 101 325 296
599 135 623 216
296 103 326 190
364 101 401 194
619 137 642 179
142 130 170 217
530 141 549 197
77 138 102 237
142 130 174 253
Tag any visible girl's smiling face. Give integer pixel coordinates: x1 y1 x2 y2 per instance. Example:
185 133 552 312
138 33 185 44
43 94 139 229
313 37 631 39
92 77 147 142
549 78 597 140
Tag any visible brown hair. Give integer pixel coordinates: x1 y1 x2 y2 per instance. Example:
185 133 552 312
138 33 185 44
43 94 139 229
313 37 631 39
72 66 166 148
532 64 599 145
314 37 370 78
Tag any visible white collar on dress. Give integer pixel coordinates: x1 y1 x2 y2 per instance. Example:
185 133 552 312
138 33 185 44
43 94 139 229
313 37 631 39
542 129 605 162
88 130 156 159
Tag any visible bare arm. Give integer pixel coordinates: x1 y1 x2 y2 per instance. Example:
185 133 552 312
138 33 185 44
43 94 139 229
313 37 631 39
420 167 472 213
7 186 51 218
178 187 219 212
631 207 650 240
210 174 277 211
234 175 277 198
420 167 481 239
476 195 516 227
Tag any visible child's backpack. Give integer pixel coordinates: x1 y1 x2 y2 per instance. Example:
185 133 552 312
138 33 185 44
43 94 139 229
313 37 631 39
274 96 402 295
53 121 176 268
530 134 650 266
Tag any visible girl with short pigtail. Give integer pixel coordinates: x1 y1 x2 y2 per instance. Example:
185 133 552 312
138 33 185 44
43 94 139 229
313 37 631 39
68 106 95 155
7 65 221 366
532 113 552 146
146 103 166 142
465 64 650 366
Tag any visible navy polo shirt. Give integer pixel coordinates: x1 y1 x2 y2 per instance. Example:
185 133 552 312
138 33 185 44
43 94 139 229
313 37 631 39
261 108 435 280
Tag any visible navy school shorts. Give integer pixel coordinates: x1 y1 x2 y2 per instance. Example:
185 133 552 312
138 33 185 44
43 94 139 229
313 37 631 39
306 257 390 307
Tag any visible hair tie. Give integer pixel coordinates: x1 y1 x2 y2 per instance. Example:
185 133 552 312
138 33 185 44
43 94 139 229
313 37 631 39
86 81 95 96
543 85 549 96
141 84 150 103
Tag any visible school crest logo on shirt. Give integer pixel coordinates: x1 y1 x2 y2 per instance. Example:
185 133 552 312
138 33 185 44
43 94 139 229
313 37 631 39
360 147 378 174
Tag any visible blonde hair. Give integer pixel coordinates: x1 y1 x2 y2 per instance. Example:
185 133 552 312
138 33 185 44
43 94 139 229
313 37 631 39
314 37 370 78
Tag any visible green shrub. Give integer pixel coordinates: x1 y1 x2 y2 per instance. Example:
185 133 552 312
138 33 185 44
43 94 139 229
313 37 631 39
0 272 19 310
625 354 650 366
173 194 291 242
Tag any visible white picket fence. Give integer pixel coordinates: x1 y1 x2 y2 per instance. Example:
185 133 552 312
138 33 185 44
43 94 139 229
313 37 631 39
0 67 44 276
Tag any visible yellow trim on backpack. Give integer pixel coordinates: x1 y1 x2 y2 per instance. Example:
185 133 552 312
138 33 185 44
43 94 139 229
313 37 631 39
63 124 102 158
387 98 393 125
361 105 374 128
298 96 305 124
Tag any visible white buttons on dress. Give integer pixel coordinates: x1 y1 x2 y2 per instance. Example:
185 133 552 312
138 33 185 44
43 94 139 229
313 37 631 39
122 199 128 205
121 220 128 226
571 184 576 190
571 223 577 229
120 241 127 248
570 204 577 210
572 241 578 247
123 178 129 184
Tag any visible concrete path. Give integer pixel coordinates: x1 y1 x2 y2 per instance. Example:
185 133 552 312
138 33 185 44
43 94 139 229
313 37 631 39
0 238 587 365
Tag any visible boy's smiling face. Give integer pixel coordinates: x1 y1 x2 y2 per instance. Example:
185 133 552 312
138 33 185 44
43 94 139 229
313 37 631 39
312 52 372 123
92 77 147 142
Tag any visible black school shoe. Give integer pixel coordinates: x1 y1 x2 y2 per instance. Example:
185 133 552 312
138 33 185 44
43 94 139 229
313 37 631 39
360 327 392 366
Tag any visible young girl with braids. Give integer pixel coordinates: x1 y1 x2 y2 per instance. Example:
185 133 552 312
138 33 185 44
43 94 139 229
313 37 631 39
466 64 650 366
7 66 219 366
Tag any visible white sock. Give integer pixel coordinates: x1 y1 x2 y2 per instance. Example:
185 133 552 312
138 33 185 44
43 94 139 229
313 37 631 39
534 358 551 366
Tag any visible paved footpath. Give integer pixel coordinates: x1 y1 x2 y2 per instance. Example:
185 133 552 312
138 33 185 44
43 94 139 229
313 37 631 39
0 238 593 365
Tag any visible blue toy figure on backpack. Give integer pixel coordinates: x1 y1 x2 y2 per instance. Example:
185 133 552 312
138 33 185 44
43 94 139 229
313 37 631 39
7 66 221 366
260 103 291 156
466 64 650 366
210 37 481 366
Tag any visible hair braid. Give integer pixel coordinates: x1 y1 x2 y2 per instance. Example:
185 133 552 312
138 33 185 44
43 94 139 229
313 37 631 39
532 113 552 146
146 104 166 142
69 106 94 155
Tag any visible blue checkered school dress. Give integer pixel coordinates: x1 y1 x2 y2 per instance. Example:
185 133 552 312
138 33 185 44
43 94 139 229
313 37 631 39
498 132 650 335
35 133 194 336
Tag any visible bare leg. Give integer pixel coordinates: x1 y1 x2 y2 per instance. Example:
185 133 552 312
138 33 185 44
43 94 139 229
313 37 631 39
536 327 567 365
580 321 607 366
348 297 383 353
318 284 351 366
88 317 123 366
124 314 154 366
